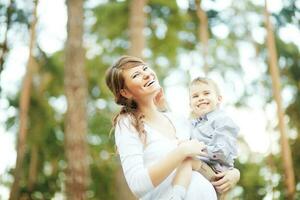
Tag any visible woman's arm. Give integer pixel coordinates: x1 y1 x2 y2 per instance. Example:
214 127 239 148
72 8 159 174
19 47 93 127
148 139 206 186
116 118 206 198
211 168 240 193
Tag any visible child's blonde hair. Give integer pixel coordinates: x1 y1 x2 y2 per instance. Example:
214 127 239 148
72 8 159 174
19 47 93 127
189 77 221 96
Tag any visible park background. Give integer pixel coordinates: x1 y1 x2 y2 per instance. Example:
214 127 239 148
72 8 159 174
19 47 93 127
0 0 299 199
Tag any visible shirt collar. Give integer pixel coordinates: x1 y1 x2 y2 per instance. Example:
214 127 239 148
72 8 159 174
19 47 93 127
191 109 221 127
191 114 208 127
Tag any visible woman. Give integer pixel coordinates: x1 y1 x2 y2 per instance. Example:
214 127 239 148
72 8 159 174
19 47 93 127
105 55 239 199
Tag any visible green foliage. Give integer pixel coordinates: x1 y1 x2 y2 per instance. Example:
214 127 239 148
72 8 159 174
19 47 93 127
92 1 128 40
0 1 29 25
235 160 266 199
86 56 112 100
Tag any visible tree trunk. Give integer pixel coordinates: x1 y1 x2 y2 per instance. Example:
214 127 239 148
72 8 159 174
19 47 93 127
28 145 38 192
129 0 148 58
264 1 295 199
28 144 38 191
64 0 89 199
195 0 209 75
9 1 38 199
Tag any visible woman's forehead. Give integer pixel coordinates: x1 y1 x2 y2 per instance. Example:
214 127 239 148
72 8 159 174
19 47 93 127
120 60 145 69
122 64 145 73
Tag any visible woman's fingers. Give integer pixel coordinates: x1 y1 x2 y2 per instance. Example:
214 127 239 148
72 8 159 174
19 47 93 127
212 173 233 193
212 175 227 186
154 88 164 101
214 172 225 179
211 169 240 193
153 88 165 109
190 139 206 152
177 139 188 145
179 139 207 157
215 183 230 193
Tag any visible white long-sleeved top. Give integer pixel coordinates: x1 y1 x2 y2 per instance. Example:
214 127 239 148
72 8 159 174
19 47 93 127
115 112 217 200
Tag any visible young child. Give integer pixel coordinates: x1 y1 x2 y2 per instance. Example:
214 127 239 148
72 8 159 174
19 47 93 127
155 78 239 199
190 77 239 199
172 77 239 200
190 77 239 169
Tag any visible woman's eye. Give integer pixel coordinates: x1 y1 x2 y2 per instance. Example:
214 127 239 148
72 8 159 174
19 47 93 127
143 66 148 71
132 73 140 79
204 92 210 95
192 95 198 98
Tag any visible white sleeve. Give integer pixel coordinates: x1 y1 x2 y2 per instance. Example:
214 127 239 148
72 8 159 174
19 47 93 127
115 117 154 198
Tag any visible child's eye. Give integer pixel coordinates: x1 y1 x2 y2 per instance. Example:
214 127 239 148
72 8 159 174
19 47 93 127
192 95 198 98
204 92 210 95
143 66 148 71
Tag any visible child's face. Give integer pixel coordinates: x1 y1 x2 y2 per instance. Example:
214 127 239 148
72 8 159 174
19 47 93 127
189 82 222 117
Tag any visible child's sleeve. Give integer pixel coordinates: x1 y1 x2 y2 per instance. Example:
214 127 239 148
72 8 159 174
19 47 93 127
206 115 239 168
115 117 154 198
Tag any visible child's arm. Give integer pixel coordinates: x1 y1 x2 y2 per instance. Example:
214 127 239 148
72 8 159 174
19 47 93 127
206 115 239 167
172 158 193 188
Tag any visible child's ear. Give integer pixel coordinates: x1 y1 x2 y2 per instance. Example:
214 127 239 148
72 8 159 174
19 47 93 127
120 88 132 99
218 95 222 103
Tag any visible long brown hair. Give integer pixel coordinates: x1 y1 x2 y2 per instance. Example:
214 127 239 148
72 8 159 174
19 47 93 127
105 55 147 143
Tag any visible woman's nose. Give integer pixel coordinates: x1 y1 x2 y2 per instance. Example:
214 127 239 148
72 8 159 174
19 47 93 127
143 71 151 79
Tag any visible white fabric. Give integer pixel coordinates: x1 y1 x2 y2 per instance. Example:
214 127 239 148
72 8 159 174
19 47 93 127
171 185 186 200
115 113 217 200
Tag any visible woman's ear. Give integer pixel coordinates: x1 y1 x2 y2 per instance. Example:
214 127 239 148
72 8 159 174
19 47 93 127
120 88 132 99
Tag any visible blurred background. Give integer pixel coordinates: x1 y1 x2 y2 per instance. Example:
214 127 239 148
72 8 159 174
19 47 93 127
0 0 299 199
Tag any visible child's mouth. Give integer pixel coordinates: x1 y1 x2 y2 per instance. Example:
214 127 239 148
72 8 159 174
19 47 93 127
197 102 209 108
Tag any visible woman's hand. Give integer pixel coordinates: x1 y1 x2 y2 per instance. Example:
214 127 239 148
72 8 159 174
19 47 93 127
178 139 208 158
153 88 168 111
211 168 240 193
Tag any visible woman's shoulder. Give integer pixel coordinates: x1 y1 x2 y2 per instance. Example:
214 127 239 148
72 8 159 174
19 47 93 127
164 111 191 139
115 114 139 136
116 113 132 126
164 111 188 122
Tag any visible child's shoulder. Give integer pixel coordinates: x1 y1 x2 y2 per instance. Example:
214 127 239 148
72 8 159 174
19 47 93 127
212 109 239 130
211 109 231 120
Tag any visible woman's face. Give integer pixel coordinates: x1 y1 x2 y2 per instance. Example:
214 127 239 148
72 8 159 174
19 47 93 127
120 64 161 101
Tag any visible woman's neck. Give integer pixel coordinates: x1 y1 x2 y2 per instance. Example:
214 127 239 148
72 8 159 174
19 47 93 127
138 100 161 122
